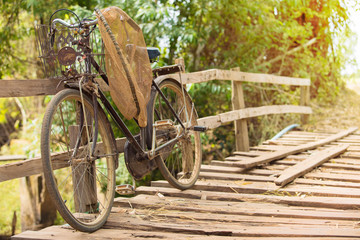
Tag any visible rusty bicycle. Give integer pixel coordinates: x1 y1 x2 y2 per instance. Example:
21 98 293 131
36 7 204 232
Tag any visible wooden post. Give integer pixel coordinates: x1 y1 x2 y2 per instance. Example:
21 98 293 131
69 125 98 213
300 86 310 125
175 58 185 73
20 174 57 231
231 67 249 152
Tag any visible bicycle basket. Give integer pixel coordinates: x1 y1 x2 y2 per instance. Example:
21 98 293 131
35 24 105 79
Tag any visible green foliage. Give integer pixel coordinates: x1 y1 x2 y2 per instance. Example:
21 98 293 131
0 99 10 123
0 1 31 78
108 0 356 147
187 81 233 159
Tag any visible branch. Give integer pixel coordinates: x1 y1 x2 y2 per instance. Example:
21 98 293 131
260 38 317 67
14 97 27 132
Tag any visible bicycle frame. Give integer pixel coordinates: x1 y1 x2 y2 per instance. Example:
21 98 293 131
96 80 186 160
72 45 187 161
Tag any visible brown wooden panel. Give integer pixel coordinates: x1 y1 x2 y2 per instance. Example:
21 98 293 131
0 78 109 98
115 194 360 220
0 79 64 97
225 127 357 169
275 144 349 187
232 67 249 152
136 186 360 210
166 69 311 86
0 137 126 182
152 179 360 198
197 105 312 129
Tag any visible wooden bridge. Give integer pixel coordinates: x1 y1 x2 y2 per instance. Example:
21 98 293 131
3 68 360 239
13 126 360 239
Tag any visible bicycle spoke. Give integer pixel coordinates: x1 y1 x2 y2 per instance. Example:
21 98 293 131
95 166 110 182
150 80 201 189
59 103 70 154
51 128 67 154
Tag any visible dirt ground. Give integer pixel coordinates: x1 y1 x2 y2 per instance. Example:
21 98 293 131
305 80 360 132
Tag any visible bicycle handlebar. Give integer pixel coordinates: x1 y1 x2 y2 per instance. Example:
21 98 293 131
51 18 98 29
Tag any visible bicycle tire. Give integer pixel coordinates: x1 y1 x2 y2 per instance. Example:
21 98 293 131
41 88 117 232
147 79 202 190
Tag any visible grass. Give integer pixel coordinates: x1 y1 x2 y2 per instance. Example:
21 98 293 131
0 162 21 236
0 116 40 236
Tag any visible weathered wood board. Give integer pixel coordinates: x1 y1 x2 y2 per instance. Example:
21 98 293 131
275 144 349 186
225 127 357 169
0 137 126 182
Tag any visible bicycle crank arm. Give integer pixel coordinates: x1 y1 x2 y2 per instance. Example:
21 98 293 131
189 126 208 132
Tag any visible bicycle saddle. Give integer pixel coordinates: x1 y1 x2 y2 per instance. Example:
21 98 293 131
147 47 160 62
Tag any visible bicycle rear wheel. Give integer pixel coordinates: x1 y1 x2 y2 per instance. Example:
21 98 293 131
41 88 117 232
147 79 202 190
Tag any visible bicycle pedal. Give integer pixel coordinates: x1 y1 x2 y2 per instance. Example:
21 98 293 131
193 126 207 132
115 184 135 195
154 120 175 130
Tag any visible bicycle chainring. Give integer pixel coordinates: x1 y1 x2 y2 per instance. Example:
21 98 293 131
124 135 157 180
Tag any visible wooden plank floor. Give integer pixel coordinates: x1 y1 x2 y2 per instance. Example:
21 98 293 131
13 129 360 239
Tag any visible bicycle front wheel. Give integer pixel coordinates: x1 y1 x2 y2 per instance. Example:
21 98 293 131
147 79 202 190
41 89 117 232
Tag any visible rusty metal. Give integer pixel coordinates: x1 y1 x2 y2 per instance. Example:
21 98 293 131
124 135 157 180
152 64 182 77
58 46 77 66
35 24 105 79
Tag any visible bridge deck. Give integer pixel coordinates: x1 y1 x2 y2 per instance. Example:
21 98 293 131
13 129 360 239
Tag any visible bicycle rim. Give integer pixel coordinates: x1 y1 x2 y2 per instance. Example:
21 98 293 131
41 89 116 232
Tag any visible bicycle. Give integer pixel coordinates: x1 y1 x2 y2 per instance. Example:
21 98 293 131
36 7 205 232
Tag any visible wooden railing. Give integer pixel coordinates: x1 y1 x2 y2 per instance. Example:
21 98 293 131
159 68 311 151
0 69 310 182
